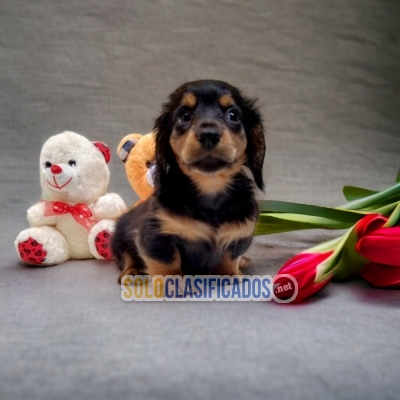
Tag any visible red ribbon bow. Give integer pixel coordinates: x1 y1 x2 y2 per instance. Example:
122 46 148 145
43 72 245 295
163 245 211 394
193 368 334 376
43 201 97 230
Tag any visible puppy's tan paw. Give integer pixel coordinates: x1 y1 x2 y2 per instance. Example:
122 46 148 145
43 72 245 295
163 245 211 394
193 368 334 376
118 268 139 284
239 256 251 270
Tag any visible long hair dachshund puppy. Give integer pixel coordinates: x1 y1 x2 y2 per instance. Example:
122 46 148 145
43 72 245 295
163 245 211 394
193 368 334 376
112 80 266 281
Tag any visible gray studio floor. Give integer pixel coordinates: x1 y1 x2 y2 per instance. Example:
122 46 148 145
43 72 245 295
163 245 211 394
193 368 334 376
1 1 400 399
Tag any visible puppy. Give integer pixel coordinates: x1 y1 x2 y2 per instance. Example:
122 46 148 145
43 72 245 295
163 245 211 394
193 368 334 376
112 80 266 281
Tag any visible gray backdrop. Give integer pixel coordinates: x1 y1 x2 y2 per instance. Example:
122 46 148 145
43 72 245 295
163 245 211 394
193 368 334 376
1 1 400 399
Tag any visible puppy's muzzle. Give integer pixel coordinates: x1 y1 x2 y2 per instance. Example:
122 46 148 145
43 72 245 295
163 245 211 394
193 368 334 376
196 120 221 151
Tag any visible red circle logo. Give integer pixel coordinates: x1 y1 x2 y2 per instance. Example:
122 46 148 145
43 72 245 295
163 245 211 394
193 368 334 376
273 274 298 303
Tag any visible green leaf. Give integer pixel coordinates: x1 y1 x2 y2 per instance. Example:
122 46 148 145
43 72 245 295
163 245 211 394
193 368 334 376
330 228 369 280
383 202 400 227
340 182 400 211
343 185 378 201
371 200 400 216
258 200 363 223
255 213 354 235
308 236 345 253
397 168 400 183
315 226 368 282
314 230 352 282
356 202 392 212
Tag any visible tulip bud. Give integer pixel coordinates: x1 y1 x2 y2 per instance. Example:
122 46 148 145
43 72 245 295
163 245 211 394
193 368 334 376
277 251 334 303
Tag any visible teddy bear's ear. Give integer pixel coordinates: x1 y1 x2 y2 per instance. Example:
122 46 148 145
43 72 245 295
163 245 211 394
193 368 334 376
93 142 111 164
118 136 140 163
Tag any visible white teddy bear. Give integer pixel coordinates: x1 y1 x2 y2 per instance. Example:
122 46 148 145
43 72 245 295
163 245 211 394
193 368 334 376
15 131 127 265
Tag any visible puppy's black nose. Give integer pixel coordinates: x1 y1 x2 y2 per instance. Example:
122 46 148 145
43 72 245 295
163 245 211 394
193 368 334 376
197 122 221 150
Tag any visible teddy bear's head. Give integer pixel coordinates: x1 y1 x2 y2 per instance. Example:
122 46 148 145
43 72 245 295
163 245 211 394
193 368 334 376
117 133 156 204
39 131 111 205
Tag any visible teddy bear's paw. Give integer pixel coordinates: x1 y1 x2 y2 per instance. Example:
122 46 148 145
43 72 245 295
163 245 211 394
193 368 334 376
17 237 47 265
15 227 70 266
94 230 113 259
88 220 116 260
91 193 127 220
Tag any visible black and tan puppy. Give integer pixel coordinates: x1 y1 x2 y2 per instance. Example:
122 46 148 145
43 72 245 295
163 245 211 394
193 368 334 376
112 80 266 281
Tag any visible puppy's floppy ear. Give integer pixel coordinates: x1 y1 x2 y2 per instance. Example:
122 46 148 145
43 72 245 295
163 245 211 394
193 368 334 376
242 101 266 190
154 102 175 185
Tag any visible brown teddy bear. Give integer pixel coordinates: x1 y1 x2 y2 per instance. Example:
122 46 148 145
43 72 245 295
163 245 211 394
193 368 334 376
117 133 156 207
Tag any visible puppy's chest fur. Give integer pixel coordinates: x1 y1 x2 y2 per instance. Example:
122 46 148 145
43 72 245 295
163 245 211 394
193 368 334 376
150 172 258 273
158 172 257 234
157 207 256 246
153 206 256 275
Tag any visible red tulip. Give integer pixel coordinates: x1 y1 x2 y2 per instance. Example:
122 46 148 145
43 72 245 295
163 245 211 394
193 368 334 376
361 263 400 287
354 214 388 237
356 225 400 287
356 226 400 267
277 251 334 303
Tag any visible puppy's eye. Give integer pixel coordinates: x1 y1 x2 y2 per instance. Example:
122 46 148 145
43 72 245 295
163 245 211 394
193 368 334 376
68 160 76 166
177 111 192 124
45 161 52 168
226 108 240 123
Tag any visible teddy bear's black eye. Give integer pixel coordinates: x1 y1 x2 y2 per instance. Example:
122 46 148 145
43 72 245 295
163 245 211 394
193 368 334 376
68 160 76 166
45 161 52 168
145 160 152 168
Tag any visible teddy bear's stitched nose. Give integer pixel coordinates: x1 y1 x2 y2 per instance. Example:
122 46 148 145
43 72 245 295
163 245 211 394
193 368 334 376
50 164 63 175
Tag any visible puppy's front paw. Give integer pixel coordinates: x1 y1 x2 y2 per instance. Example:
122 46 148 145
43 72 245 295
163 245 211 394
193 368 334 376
119 267 140 284
239 256 251 270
